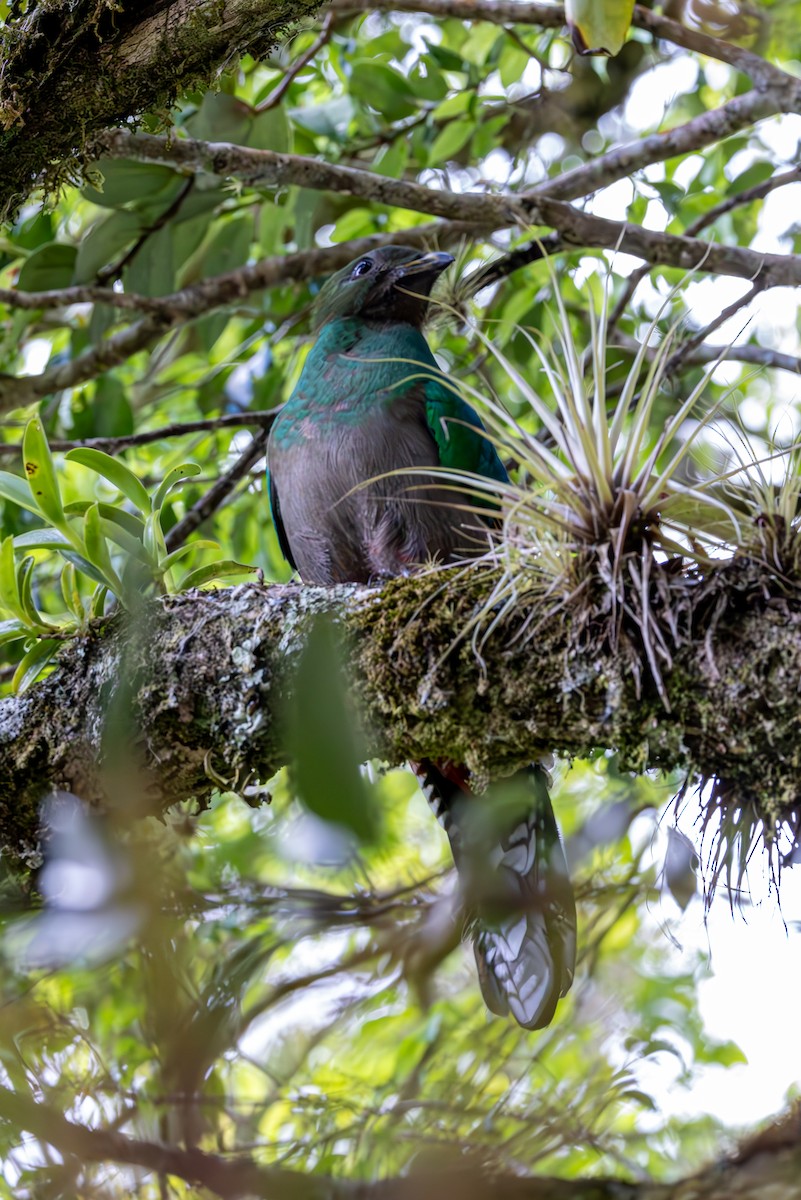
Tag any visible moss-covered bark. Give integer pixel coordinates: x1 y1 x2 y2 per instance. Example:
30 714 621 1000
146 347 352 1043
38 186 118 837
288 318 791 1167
0 0 319 218
1 564 799 859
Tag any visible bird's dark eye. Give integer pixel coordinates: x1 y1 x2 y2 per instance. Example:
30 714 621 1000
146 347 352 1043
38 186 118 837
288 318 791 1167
350 258 373 279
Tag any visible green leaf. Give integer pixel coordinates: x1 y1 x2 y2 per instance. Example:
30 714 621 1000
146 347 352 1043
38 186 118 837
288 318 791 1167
425 43 465 72
0 470 43 516
193 214 253 280
83 159 181 209
696 1038 748 1067
331 208 375 244
17 244 78 291
143 510 163 562
177 560 257 591
428 119 474 165
729 161 775 195
152 463 202 512
499 44 529 89
289 96 354 138
618 1089 658 1112
60 562 84 622
23 416 64 525
651 181 685 216
83 504 123 594
407 60 448 102
293 187 321 250
471 113 508 160
431 91 473 121
90 583 109 618
124 223 176 298
287 614 377 842
185 92 253 144
0 536 22 617
60 551 114 589
188 215 253 348
16 554 56 631
566 0 634 55
249 105 291 153
14 529 73 550
65 448 151 514
373 140 410 180
11 210 53 252
73 210 142 283
97 518 151 562
64 500 146 538
0 617 28 646
12 637 60 694
350 61 418 121
158 540 219 574
86 375 135 439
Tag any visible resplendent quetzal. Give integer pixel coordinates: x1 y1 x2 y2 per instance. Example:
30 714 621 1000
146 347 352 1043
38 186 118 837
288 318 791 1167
268 245 576 1030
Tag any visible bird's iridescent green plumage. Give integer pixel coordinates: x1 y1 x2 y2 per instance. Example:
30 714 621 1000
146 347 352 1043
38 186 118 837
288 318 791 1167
268 246 506 582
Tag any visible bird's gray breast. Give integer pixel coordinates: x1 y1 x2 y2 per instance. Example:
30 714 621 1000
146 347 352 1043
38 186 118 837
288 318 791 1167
269 396 473 584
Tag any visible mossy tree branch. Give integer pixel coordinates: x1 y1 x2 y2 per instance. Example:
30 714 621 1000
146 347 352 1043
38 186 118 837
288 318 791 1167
0 0 319 218
1 564 799 858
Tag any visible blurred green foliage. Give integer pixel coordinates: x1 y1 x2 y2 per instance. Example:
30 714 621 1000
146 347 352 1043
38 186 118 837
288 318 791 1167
0 761 741 1196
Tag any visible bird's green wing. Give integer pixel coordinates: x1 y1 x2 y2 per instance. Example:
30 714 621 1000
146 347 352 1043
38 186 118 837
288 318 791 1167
422 377 509 485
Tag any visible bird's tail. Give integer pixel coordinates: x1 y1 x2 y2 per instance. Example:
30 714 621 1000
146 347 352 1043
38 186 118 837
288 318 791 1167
415 759 576 1031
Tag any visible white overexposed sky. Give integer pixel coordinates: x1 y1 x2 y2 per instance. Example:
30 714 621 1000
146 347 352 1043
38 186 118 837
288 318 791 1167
635 853 801 1127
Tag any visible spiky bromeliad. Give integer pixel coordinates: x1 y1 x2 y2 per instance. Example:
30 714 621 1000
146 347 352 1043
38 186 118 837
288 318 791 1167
268 246 576 1029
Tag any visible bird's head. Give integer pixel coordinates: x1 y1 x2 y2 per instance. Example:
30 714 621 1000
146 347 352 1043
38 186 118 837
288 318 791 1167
312 245 454 331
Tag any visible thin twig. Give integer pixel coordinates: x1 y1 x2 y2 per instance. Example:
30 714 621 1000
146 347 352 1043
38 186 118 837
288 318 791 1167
164 428 271 551
0 410 279 458
254 13 336 113
97 177 196 285
610 331 801 375
607 164 801 334
665 281 763 375
684 162 801 238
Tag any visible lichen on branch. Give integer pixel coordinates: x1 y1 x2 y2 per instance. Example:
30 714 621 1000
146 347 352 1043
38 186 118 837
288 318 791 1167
1 562 799 864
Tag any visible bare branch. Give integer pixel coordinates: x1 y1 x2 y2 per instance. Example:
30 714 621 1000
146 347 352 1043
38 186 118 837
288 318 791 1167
95 129 510 223
611 332 801 376
531 90 786 204
0 285 170 314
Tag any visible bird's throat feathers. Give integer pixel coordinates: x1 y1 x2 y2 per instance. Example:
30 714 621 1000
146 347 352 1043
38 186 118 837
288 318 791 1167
280 318 442 434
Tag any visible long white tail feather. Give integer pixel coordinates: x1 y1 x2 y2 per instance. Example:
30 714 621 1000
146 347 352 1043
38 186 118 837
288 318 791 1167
415 759 576 1031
